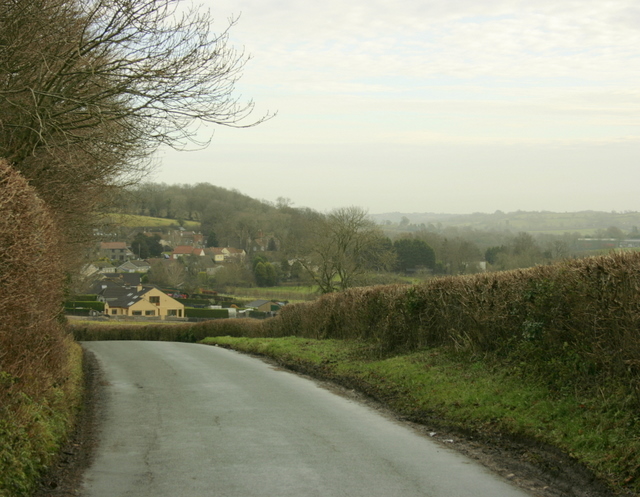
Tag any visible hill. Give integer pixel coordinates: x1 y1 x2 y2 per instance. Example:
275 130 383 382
371 210 640 234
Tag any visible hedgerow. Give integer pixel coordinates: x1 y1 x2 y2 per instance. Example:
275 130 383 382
0 161 82 496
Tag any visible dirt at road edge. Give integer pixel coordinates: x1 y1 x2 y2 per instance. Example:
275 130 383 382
35 350 103 497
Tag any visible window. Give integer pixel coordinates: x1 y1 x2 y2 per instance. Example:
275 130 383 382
111 309 117 315
149 296 160 305
145 310 155 316
132 311 142 316
167 309 177 316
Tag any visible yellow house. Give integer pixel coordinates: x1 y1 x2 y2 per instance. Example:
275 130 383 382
104 286 185 319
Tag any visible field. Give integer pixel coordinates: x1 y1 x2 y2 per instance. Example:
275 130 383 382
101 213 200 229
225 285 319 303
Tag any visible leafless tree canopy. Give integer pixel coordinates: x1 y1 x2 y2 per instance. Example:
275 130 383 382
297 206 396 293
0 0 268 232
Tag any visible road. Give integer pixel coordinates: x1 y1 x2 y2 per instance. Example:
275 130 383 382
80 341 533 497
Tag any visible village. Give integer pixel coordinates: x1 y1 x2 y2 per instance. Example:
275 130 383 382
71 227 286 321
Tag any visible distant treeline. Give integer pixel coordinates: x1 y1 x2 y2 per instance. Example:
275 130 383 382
372 210 640 235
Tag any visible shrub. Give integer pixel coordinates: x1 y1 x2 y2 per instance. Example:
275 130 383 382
185 308 229 319
0 160 80 496
64 300 105 312
72 294 98 301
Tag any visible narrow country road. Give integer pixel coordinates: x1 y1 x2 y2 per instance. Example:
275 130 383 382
80 341 533 497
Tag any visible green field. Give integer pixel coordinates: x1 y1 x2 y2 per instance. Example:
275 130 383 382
102 213 200 229
225 285 320 303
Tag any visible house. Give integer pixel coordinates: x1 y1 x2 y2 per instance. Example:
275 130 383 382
246 299 283 313
203 247 225 262
222 247 246 261
117 260 152 273
102 285 185 319
104 272 142 287
166 229 204 248
196 256 220 276
91 273 142 295
171 245 206 259
82 261 116 276
99 241 134 261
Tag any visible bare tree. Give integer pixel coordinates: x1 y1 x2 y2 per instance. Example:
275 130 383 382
298 206 395 293
0 0 270 245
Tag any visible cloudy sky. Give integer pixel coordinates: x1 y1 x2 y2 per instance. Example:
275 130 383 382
154 0 640 214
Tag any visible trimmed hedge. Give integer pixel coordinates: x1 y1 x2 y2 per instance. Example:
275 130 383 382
176 298 213 307
72 294 98 301
74 252 640 407
73 252 640 408
0 160 81 496
64 308 92 316
65 300 104 312
71 318 263 342
184 308 229 319
248 310 268 319
259 252 640 404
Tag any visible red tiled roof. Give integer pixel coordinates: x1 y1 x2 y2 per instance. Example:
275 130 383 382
100 242 128 250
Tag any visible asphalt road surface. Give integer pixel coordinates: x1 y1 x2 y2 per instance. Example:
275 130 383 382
80 341 533 497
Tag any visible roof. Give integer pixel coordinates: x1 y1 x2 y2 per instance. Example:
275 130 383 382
94 261 114 268
225 247 246 255
172 246 205 256
118 260 151 268
107 287 147 308
91 273 141 292
100 241 129 250
246 300 272 308
204 247 225 255
104 285 175 309
173 245 197 254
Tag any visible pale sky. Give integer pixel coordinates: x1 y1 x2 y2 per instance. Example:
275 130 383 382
154 0 640 215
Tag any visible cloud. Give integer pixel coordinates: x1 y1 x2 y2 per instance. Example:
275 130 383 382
213 0 640 83
155 0 640 214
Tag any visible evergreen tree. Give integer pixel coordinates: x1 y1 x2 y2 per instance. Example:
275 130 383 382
393 238 435 272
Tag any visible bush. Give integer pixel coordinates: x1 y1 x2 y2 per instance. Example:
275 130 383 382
0 160 81 496
71 294 98 301
71 317 264 342
185 308 229 319
263 252 640 405
64 300 105 312
176 298 214 307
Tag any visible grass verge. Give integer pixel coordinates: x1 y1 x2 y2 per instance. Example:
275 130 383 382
201 336 639 495
0 340 84 497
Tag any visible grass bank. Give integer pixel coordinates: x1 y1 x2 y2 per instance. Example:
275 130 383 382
201 336 637 495
0 340 84 497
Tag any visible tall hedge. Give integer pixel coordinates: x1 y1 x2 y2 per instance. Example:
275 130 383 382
0 160 80 496
258 252 640 403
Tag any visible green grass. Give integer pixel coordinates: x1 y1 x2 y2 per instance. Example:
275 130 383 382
101 213 200 229
201 336 640 494
225 285 320 302
0 342 84 497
